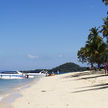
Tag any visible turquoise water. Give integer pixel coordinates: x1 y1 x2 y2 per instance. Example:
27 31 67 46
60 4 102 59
0 78 39 101
0 79 33 92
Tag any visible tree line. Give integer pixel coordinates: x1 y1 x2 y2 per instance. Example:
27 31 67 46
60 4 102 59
49 62 87 72
77 0 108 70
22 62 87 73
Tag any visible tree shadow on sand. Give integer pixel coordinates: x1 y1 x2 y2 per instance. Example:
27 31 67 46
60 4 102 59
63 71 104 79
77 74 107 80
72 83 108 93
63 72 92 79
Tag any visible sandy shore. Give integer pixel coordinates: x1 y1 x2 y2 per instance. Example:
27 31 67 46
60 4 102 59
10 71 108 108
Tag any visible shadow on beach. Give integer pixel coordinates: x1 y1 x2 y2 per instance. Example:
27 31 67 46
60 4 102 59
63 70 105 79
72 83 108 93
62 70 108 93
77 74 106 80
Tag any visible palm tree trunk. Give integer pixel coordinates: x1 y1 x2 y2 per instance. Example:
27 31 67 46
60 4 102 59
91 63 94 70
98 63 101 71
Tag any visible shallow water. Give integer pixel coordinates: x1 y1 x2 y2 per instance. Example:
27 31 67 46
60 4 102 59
0 77 40 102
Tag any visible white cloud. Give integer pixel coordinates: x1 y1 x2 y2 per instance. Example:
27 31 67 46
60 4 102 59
28 54 39 59
58 54 63 58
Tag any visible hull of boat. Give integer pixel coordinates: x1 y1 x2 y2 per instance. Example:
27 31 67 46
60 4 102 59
0 71 46 79
0 74 25 79
26 73 46 77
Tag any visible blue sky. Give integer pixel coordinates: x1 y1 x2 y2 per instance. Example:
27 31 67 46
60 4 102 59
0 0 107 70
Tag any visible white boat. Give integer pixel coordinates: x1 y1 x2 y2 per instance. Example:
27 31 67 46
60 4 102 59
0 70 47 79
25 70 47 77
0 71 26 79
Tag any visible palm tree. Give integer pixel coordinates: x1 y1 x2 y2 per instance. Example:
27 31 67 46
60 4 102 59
87 27 107 69
78 27 107 70
77 47 88 63
77 43 95 69
101 17 108 43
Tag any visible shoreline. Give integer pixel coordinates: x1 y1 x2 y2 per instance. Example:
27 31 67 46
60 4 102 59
1 70 108 108
11 70 108 108
0 77 40 108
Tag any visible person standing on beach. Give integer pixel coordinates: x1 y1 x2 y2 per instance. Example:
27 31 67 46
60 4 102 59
104 60 108 75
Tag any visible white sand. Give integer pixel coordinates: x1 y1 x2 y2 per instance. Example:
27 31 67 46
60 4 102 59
12 71 108 108
0 102 12 108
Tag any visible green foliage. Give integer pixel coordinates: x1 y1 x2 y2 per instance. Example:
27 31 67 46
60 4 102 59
77 27 107 69
22 63 87 73
101 17 108 42
49 62 87 72
77 1 108 69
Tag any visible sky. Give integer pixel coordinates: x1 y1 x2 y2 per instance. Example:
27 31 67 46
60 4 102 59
0 0 107 70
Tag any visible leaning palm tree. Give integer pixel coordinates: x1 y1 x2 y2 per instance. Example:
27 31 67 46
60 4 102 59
77 47 90 64
77 42 96 69
88 27 107 69
77 28 98 68
78 27 107 70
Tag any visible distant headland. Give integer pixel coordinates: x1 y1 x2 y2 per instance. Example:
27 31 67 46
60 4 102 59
22 62 87 74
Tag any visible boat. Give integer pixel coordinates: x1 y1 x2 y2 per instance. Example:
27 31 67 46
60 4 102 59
48 72 55 76
24 70 48 77
0 71 26 79
0 70 47 79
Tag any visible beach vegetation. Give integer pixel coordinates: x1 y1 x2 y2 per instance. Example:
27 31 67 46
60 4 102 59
49 62 87 72
101 16 108 43
22 62 87 73
77 1 108 70
77 27 107 70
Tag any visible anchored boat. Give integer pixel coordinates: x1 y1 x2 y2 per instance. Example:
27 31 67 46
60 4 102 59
24 70 48 77
0 71 26 79
0 70 47 79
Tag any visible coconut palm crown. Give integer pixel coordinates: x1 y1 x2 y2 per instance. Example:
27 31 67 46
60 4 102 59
101 17 108 43
77 27 107 69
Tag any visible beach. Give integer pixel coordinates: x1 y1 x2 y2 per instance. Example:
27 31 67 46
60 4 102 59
3 71 108 108
0 78 39 108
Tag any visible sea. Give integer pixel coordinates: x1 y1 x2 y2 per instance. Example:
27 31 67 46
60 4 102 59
0 71 72 103
0 71 40 103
